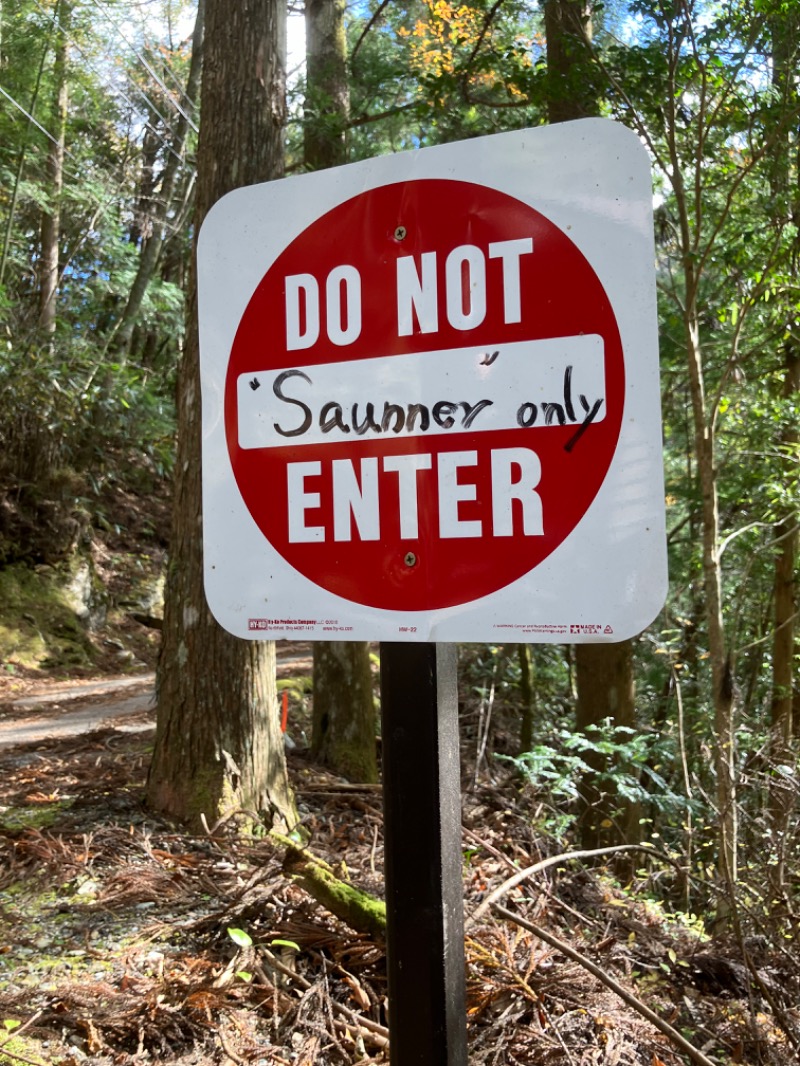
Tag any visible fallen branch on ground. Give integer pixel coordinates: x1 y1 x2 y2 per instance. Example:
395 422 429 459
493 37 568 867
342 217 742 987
469 843 681 927
493 903 717 1066
257 948 389 1049
271 832 387 940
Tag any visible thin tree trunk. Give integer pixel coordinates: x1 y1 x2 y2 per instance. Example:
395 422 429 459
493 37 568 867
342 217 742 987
766 8 799 897
129 104 161 249
518 644 535 755
771 346 799 756
146 0 295 830
305 0 377 782
543 0 639 850
38 0 70 336
0 25 50 289
768 9 799 753
683 285 737 892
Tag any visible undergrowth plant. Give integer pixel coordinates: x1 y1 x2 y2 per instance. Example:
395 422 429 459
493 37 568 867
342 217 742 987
502 719 693 845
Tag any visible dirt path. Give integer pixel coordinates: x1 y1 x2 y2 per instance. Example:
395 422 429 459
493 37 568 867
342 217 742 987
0 646 313 748
0 677 156 748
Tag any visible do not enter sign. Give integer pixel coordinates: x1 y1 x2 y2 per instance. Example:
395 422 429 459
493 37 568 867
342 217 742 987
228 180 622 612
199 120 667 642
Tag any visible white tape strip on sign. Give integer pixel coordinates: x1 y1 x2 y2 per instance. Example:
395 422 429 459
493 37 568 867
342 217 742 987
237 334 605 451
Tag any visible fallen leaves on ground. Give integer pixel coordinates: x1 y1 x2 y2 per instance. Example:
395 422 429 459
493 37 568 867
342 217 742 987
0 726 797 1064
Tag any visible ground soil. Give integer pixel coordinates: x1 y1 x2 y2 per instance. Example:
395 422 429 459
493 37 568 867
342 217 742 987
0 672 797 1065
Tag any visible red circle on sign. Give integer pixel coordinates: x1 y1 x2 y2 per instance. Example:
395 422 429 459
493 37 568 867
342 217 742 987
226 179 623 611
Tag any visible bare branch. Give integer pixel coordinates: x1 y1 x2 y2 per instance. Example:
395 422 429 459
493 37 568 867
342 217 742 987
351 0 394 64
493 904 719 1066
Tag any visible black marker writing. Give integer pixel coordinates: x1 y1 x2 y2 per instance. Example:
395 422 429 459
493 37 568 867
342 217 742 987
271 368 495 439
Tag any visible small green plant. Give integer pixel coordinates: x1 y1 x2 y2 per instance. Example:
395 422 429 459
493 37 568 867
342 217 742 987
270 939 300 952
226 927 253 949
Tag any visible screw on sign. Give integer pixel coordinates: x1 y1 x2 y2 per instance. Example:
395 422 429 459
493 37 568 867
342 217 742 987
227 179 624 613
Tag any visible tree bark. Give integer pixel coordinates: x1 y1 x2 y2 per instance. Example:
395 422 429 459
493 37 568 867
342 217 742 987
518 644 535 755
574 643 640 850
146 0 295 830
304 0 348 169
304 0 377 783
38 0 70 336
543 0 596 123
543 0 639 850
311 642 377 782
771 354 799 748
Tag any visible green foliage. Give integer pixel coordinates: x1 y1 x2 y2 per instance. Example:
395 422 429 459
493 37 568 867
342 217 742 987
0 0 188 549
0 338 175 489
270 939 301 952
341 0 548 165
504 719 691 835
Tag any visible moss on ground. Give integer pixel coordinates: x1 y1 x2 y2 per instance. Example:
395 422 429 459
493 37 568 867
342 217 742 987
0 1029 45 1066
0 545 165 681
276 675 312 697
0 563 94 673
0 799 74 831
0 876 134 995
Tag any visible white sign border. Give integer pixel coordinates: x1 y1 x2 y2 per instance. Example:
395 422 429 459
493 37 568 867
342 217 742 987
198 118 667 643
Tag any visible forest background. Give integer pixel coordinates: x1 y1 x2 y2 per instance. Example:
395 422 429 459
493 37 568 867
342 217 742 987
0 0 798 1061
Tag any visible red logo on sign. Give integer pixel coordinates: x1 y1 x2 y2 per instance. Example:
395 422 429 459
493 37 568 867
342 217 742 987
226 180 623 611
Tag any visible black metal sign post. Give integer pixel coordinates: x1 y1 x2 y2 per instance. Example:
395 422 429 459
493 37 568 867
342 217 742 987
379 642 468 1066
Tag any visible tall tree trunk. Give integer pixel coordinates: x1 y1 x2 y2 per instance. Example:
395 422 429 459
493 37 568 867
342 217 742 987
110 0 205 356
662 47 738 909
543 0 639 849
146 0 295 830
38 0 70 336
305 0 377 783
304 0 348 169
311 642 377 782
767 6 799 897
